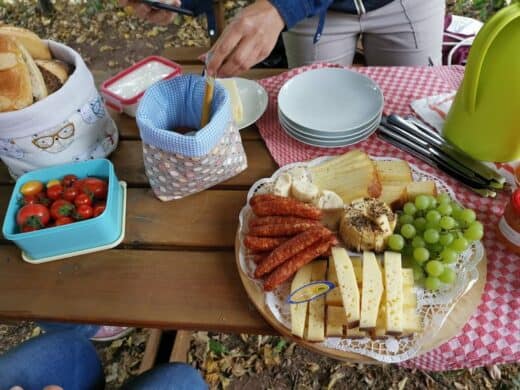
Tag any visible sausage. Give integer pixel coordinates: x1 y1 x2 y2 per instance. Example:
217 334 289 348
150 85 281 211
252 254 267 264
249 216 320 229
254 226 332 278
244 235 288 252
251 197 322 220
248 222 318 237
263 236 335 291
249 194 280 207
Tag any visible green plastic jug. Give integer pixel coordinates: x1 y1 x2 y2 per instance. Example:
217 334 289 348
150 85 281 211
443 2 520 162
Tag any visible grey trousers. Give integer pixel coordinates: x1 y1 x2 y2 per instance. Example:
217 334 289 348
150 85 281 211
282 0 445 67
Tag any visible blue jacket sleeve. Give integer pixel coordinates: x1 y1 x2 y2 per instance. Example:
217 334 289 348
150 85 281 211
269 0 334 29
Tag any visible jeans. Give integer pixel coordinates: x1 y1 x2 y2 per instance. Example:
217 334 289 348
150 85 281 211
37 321 100 338
0 330 207 390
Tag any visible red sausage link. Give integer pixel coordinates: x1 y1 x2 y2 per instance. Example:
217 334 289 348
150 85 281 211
254 226 332 278
249 194 279 206
248 222 317 237
244 235 288 252
251 197 322 220
249 216 320 229
263 236 335 291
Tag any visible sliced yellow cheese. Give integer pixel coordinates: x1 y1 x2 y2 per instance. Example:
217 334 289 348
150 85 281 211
326 256 342 306
402 308 421 335
346 326 367 338
306 261 327 342
217 78 243 123
405 180 437 201
290 263 313 338
360 252 384 331
402 268 414 287
351 257 363 285
326 305 347 337
331 247 360 328
384 251 403 335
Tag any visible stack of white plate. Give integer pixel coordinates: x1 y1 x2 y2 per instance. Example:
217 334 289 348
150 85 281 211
277 68 384 148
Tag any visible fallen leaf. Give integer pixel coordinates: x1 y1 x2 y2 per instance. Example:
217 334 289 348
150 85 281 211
486 365 501 381
328 371 345 389
398 377 408 390
209 339 227 355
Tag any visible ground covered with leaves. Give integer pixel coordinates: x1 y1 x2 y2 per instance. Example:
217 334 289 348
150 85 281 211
0 0 518 389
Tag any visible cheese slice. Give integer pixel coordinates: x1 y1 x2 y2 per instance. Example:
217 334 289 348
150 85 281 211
351 257 363 286
360 251 384 331
402 268 414 287
402 307 421 335
384 251 403 335
346 326 366 338
326 256 342 306
306 261 327 341
331 247 360 328
217 78 243 123
290 263 313 338
326 305 347 337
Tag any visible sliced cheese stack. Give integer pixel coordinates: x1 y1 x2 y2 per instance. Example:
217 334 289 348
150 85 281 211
359 252 384 332
290 263 313 338
305 261 327 342
384 252 404 335
331 247 360 329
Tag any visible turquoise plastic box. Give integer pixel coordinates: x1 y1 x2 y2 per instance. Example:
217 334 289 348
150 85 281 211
2 159 124 261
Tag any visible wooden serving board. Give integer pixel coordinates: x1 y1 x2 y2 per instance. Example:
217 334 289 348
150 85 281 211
235 233 487 363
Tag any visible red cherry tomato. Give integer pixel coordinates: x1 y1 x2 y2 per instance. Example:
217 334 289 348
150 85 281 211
22 225 39 233
93 202 106 218
75 204 93 220
63 187 79 202
55 216 74 226
17 204 50 229
78 178 108 200
63 174 78 187
50 199 74 220
21 194 39 206
47 184 63 201
74 193 92 207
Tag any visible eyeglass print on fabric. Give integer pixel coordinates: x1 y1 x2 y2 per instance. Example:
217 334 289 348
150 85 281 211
32 123 75 154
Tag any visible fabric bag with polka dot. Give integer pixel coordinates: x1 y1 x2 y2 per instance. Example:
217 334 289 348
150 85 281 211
136 74 248 201
0 41 118 179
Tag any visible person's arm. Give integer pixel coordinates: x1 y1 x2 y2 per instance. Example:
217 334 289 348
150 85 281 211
206 0 332 77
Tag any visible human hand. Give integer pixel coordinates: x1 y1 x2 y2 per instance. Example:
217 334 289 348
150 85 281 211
119 0 181 24
205 0 285 77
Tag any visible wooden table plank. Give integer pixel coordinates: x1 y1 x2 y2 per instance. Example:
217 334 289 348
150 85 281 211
111 139 276 188
0 246 272 334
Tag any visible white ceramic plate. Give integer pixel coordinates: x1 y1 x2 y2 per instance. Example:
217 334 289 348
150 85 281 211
278 68 384 133
231 78 269 130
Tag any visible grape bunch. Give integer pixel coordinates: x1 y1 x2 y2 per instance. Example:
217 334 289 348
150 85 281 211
387 193 484 291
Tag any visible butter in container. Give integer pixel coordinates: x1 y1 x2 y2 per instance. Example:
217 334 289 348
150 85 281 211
101 56 182 117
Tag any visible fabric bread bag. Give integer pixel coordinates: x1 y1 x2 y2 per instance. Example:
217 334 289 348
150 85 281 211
136 74 248 201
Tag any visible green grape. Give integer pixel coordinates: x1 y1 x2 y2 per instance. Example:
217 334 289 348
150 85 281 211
439 267 456 284
399 214 414 225
427 243 444 254
427 195 438 209
402 244 413 258
388 234 405 251
412 236 426 248
441 248 458 263
426 210 441 224
401 224 416 239
425 220 440 230
425 276 441 290
437 203 453 216
424 228 440 244
412 264 425 282
403 202 417 216
437 193 451 205
415 195 430 210
413 217 427 232
439 216 456 230
425 260 444 277
439 232 454 246
464 223 484 241
413 247 430 264
450 237 469 253
459 209 476 225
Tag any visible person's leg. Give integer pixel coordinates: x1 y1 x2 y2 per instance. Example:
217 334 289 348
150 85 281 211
37 321 100 338
361 0 445 66
0 330 104 390
122 363 207 390
282 11 360 68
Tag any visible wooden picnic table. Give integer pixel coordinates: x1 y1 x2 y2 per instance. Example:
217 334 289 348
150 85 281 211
0 65 284 335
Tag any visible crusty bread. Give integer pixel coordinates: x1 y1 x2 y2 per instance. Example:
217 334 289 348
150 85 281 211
0 25 51 60
15 39 47 102
0 35 32 112
36 59 69 94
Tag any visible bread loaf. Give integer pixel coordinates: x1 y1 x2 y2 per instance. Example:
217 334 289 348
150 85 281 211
0 25 51 60
0 35 32 112
36 59 70 94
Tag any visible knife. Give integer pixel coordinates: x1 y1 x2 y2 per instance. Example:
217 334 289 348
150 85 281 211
399 115 506 186
378 125 496 197
139 0 194 16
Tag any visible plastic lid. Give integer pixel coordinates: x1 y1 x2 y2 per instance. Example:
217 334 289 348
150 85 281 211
512 188 520 215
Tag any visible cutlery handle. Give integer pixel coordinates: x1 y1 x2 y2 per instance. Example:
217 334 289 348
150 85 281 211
139 0 194 16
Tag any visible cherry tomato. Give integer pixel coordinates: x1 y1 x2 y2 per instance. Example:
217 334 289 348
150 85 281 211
20 181 44 196
63 187 79 202
74 193 92 207
63 174 78 187
21 225 39 233
55 216 74 226
17 204 50 229
75 204 93 220
46 179 61 188
93 202 106 218
47 184 63 201
20 194 39 206
77 178 108 200
50 199 74 220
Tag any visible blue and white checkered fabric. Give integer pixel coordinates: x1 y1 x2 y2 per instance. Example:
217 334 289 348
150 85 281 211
136 74 231 157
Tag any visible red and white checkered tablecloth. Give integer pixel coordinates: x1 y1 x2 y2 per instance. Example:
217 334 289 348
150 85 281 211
255 63 520 371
